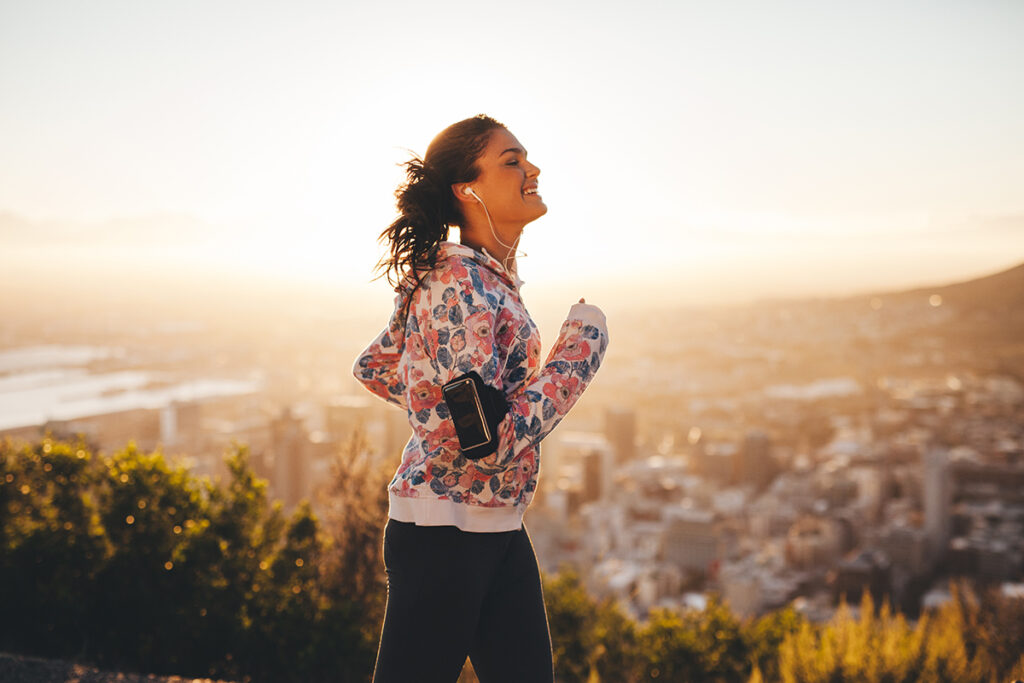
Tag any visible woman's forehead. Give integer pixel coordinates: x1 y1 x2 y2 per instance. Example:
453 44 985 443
483 128 525 158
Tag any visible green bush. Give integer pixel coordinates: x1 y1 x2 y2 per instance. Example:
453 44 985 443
541 569 1024 683
0 435 384 682
776 589 1024 683
542 570 802 683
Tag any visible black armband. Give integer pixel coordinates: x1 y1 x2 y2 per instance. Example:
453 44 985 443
441 371 509 459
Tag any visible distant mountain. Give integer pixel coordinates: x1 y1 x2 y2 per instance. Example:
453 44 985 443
838 260 1024 376
879 260 1024 317
757 258 1024 318
739 259 1024 377
863 260 1024 340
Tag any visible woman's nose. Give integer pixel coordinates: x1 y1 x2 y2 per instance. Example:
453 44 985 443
525 160 540 178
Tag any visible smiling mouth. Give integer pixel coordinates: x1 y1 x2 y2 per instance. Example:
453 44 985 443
523 187 541 198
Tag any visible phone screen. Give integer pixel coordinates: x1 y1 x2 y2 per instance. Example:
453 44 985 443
443 377 491 450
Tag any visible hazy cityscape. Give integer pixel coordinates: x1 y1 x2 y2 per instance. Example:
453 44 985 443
3 259 1022 633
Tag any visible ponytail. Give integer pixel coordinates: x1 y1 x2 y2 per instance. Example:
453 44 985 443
376 157 449 292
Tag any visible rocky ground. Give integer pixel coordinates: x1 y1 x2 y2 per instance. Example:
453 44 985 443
0 653 234 683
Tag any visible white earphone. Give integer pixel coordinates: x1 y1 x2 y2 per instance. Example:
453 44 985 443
460 186 526 271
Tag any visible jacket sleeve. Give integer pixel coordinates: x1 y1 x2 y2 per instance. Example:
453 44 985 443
352 294 409 410
413 264 609 468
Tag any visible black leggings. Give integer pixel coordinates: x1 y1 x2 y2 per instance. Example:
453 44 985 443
372 519 554 683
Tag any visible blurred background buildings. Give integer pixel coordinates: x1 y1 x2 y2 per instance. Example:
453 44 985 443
4 261 1021 624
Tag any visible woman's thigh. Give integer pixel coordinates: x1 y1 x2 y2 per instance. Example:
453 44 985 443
373 520 491 683
469 526 554 683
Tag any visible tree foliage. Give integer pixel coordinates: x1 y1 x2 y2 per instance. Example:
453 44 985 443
542 570 801 683
0 435 387 682
776 588 1024 683
3 436 1023 683
540 569 1024 683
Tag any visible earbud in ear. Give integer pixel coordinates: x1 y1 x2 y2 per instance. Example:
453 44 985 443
463 186 475 197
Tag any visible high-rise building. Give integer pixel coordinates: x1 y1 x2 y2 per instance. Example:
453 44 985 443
924 447 952 564
545 431 614 505
325 396 373 441
605 406 637 463
271 406 311 509
581 450 603 504
326 395 410 463
159 399 201 450
734 430 779 489
664 508 719 574
695 441 737 483
785 516 842 570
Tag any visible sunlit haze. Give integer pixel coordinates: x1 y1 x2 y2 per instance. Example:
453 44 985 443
2 0 1022 311
4 5 1024 669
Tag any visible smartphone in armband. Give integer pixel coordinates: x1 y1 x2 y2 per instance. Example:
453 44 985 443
441 371 508 459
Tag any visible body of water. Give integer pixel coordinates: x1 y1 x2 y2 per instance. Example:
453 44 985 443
0 345 261 430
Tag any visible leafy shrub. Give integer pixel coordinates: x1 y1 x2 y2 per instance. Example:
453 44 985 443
776 588 1024 683
0 435 385 682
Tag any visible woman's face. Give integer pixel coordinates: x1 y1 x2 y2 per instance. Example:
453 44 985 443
464 128 546 226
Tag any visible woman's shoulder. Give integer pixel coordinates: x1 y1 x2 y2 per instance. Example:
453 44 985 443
427 243 505 291
407 245 506 317
434 241 482 270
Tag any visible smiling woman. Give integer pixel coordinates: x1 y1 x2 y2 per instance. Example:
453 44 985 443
352 115 610 683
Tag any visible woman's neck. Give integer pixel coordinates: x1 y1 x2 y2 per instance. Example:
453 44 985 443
459 223 522 275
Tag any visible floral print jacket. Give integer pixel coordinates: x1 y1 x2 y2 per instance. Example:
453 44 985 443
353 242 609 532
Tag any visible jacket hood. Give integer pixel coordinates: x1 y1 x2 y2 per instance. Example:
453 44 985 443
393 241 523 296
437 241 524 290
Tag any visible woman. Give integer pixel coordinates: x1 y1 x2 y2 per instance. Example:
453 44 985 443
353 114 609 683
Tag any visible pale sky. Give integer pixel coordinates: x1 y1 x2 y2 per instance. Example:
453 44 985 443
2 0 1022 308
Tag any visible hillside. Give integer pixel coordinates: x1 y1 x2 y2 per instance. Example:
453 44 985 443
864 260 1024 375
864 260 1024 335
766 259 1024 377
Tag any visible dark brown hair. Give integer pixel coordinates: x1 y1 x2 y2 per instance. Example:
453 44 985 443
376 114 507 291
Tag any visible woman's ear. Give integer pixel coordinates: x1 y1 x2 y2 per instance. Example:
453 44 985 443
453 183 476 206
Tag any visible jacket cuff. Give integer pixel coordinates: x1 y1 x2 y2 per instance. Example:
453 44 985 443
567 302 608 331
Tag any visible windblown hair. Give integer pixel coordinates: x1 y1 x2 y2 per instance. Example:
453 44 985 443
376 114 507 293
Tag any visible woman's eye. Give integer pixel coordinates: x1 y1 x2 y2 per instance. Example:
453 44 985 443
506 159 519 166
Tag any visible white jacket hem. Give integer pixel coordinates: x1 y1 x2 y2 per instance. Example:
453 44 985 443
388 491 526 533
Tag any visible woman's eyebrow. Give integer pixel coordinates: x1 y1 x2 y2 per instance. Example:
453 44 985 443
500 147 526 156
